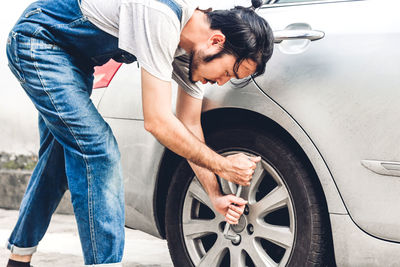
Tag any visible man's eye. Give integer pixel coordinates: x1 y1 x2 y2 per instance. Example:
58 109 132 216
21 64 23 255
225 71 230 77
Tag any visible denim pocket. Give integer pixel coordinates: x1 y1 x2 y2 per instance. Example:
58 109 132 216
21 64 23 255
6 32 25 84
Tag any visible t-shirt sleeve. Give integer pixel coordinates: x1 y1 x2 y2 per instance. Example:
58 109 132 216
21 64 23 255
118 3 180 81
172 54 204 99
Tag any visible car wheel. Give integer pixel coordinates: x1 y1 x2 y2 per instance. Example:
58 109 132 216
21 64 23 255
165 128 332 266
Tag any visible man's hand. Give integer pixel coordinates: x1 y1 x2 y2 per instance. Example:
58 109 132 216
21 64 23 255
211 194 247 224
217 153 261 186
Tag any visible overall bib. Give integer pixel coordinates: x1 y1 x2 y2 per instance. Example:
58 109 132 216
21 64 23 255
6 0 182 265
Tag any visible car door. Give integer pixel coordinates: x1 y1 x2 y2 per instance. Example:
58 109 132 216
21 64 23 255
255 0 400 241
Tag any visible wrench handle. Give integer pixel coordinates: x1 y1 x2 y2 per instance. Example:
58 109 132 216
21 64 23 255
235 185 243 198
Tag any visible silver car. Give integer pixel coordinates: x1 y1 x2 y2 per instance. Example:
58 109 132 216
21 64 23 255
90 0 400 266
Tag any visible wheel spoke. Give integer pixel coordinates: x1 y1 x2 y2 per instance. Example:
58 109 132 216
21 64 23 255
219 179 238 196
255 222 293 249
188 178 214 210
252 186 288 216
244 239 277 267
219 178 232 195
183 218 218 239
248 163 266 202
198 238 227 267
230 247 246 267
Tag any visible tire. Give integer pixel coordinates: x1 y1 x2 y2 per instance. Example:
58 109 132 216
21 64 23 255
165 128 333 267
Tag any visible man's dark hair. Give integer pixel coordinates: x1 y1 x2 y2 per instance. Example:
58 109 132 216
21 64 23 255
204 5 274 81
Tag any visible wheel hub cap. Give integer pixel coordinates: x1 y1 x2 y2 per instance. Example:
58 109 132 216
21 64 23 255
231 215 247 233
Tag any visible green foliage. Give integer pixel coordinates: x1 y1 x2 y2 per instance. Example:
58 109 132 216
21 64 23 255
0 152 38 170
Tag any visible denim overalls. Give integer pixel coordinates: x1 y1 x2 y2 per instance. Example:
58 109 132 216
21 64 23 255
6 0 182 265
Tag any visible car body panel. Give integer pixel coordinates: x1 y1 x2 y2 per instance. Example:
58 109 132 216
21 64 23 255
255 0 400 241
330 213 400 266
105 117 165 237
97 63 145 120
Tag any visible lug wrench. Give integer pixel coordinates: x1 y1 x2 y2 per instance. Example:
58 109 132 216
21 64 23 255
223 185 243 244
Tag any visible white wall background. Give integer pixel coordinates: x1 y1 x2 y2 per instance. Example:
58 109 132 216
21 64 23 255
0 0 37 154
0 0 251 155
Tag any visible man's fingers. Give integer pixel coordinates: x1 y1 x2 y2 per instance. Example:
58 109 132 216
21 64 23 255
227 195 247 206
226 218 237 224
235 178 250 186
249 156 261 163
227 209 241 219
228 205 244 217
223 154 260 186
245 169 254 175
225 213 239 224
230 203 245 212
235 180 250 186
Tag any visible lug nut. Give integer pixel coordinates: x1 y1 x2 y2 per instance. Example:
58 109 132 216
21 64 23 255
244 205 250 215
231 234 241 245
247 224 254 235
219 222 226 233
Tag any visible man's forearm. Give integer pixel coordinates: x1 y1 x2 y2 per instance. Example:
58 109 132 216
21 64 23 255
145 112 228 174
187 161 222 198
183 123 223 198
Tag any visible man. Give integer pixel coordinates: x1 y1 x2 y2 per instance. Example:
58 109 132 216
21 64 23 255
5 0 274 265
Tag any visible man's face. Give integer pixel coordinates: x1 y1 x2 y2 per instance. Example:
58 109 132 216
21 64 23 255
189 49 257 86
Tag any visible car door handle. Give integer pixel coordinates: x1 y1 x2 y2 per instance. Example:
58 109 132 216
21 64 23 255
273 29 325 43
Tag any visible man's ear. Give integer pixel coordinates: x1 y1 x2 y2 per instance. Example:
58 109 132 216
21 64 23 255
208 32 225 48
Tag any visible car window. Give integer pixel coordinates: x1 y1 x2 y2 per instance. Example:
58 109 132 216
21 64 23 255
273 0 321 3
264 0 357 8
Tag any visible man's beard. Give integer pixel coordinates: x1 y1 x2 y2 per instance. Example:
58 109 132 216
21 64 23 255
188 50 201 83
188 49 224 84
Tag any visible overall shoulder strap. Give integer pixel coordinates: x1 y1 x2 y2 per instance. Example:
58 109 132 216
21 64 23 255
156 0 182 21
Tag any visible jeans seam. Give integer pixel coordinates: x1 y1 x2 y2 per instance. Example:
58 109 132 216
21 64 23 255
8 32 26 84
25 8 42 18
19 42 63 51
11 32 19 64
32 26 42 37
30 39 98 263
76 0 86 18
24 27 63 52
50 17 88 30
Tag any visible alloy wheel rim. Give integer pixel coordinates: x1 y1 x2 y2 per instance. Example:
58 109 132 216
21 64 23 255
182 152 295 267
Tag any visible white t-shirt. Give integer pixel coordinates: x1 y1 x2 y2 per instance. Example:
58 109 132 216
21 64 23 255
80 0 204 99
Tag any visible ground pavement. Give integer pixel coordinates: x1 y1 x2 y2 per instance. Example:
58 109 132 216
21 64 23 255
0 209 173 266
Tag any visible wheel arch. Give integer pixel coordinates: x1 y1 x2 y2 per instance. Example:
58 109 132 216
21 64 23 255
154 107 334 243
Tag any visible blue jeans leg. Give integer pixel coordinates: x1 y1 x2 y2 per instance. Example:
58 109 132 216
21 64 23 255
7 115 68 255
6 32 125 265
